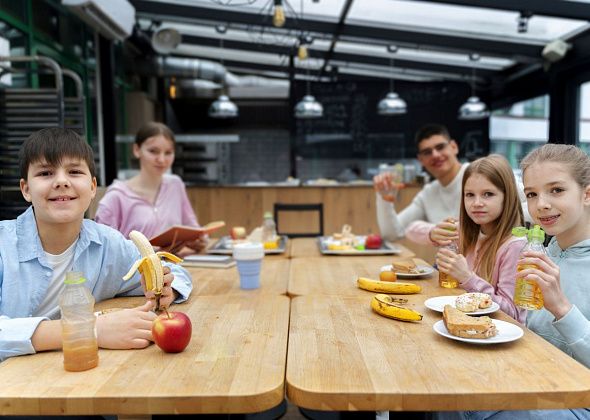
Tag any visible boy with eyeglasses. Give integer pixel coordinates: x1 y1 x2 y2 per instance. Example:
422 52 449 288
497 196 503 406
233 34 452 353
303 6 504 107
373 123 468 245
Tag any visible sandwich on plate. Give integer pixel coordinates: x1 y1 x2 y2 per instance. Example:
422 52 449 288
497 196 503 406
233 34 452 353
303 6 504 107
392 259 420 274
443 305 497 339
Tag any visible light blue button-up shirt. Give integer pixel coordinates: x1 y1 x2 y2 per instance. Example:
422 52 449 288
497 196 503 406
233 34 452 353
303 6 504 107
0 207 193 362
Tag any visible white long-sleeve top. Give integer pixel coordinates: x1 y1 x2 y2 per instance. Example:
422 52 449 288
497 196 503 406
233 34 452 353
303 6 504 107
376 163 469 243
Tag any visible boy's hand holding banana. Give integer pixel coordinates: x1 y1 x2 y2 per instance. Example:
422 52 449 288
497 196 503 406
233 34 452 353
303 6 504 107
123 230 183 311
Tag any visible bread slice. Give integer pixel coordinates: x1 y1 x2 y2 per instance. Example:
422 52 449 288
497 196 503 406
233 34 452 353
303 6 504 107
443 305 497 339
392 259 419 274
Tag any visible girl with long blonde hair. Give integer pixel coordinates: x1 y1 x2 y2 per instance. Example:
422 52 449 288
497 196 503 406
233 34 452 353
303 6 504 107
435 154 526 323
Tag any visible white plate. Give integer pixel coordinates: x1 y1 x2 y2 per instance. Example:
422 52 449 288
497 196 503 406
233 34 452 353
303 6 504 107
433 319 523 344
424 295 500 315
380 264 434 278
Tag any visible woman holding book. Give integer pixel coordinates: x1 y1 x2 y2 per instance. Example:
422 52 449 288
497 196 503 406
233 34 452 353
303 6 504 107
95 122 207 255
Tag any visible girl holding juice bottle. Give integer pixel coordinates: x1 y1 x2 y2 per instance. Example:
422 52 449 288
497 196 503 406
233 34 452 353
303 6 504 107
432 145 590 420
434 154 527 323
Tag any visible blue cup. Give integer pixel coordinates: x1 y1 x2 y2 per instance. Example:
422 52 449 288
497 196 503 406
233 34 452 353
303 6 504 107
233 243 264 290
236 259 262 289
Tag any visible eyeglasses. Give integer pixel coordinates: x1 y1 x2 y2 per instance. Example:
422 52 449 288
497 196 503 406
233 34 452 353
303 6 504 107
417 141 450 157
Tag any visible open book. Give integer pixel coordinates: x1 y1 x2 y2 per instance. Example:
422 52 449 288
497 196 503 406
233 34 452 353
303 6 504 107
149 221 225 250
181 254 236 269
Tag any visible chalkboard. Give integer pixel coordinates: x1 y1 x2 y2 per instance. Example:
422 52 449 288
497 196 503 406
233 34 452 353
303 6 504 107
294 79 489 160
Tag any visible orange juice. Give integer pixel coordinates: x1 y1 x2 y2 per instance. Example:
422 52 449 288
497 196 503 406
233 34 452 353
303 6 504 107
439 271 459 288
514 264 544 310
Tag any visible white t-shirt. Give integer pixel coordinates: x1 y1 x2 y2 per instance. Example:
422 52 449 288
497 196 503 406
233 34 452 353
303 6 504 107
33 240 77 319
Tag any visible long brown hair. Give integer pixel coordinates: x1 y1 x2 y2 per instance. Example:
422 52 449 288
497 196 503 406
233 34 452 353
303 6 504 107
135 122 175 147
459 154 524 284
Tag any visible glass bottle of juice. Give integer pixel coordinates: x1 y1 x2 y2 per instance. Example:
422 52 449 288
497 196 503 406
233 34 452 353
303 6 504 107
438 220 459 289
59 271 99 372
512 225 546 310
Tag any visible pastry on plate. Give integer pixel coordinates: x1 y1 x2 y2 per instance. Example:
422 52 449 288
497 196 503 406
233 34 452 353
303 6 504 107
455 292 493 312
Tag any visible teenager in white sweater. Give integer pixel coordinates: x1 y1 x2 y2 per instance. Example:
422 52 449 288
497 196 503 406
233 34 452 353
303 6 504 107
373 124 467 245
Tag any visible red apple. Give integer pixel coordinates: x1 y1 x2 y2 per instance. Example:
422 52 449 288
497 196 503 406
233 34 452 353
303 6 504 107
152 311 192 353
365 234 382 249
231 226 247 240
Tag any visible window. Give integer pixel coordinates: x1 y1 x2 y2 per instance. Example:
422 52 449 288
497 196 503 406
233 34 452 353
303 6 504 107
489 95 549 169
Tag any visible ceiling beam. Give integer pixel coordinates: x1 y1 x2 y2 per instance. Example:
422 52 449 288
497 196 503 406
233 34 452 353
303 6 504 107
408 0 590 21
132 0 543 61
181 34 499 79
318 0 354 77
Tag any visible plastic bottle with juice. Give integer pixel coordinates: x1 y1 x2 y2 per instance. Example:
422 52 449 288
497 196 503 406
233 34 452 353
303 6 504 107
59 271 99 372
512 225 546 310
438 218 460 289
261 211 278 249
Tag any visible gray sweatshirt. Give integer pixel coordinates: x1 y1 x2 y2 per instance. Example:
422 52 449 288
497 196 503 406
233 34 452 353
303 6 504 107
526 237 590 369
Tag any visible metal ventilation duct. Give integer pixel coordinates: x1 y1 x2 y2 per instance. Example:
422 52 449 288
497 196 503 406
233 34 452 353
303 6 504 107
132 56 227 84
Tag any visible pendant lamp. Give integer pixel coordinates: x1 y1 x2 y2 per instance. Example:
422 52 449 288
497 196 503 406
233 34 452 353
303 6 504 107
458 54 489 120
209 29 238 119
294 0 322 119
377 46 406 116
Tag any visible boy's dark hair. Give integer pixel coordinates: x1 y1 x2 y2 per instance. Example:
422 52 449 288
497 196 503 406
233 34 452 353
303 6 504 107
19 127 96 180
135 121 175 147
414 124 451 149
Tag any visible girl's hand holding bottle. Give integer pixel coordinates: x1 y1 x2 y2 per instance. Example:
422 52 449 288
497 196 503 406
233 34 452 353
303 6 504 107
429 217 459 246
516 251 572 319
436 246 472 284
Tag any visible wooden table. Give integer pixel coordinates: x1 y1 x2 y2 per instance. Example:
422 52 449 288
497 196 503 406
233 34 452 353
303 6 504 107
286 289 590 411
288 255 431 297
289 237 415 259
187 257 290 296
0 294 290 416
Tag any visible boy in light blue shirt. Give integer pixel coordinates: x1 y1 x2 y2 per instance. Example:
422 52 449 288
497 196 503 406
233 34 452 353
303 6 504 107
0 128 192 362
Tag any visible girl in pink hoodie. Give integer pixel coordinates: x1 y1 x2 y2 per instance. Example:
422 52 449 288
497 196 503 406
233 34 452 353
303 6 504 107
434 154 527 323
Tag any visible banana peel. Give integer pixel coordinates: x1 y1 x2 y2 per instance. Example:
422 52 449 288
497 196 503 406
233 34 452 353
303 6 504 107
371 294 423 322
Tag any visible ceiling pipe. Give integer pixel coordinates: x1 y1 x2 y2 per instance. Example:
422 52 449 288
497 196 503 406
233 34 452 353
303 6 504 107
131 56 227 84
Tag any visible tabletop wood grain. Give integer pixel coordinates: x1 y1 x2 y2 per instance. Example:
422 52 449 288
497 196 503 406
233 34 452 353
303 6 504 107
186 258 290 296
0 295 290 416
286 291 590 411
288 255 433 297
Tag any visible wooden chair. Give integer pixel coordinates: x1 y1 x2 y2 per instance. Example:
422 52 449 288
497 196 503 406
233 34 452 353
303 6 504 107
273 203 324 238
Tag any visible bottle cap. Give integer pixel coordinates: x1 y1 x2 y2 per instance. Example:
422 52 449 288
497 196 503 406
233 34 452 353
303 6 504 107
528 224 545 242
64 271 87 285
511 226 528 237
264 211 273 219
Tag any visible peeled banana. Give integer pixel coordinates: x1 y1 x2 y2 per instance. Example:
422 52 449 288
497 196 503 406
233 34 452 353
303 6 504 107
357 277 421 294
371 294 423 322
123 231 183 305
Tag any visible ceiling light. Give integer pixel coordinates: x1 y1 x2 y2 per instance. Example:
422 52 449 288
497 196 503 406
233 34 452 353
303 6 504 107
273 0 286 27
377 45 407 116
458 53 489 120
151 27 181 54
295 94 323 119
209 27 238 119
209 95 239 118
378 92 407 116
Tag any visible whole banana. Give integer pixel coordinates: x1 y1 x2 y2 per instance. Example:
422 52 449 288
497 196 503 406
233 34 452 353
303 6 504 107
371 294 423 322
123 231 183 309
357 277 421 294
